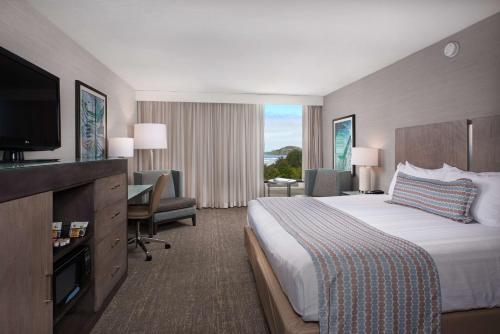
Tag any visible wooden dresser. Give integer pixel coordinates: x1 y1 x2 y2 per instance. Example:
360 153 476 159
0 159 128 334
93 173 127 311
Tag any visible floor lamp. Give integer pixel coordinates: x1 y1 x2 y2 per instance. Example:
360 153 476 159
134 123 167 170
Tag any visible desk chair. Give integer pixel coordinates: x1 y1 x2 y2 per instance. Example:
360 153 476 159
128 173 171 261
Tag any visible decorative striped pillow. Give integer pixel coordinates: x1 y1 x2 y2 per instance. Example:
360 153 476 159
388 172 478 223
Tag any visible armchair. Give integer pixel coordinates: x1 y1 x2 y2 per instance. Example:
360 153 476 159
303 169 352 197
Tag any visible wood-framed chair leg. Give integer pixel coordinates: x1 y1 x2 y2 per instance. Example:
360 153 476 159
192 214 196 226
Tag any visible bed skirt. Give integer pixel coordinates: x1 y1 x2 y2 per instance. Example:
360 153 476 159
244 226 500 334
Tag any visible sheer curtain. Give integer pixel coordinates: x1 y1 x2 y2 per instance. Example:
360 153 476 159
302 105 323 174
136 101 264 208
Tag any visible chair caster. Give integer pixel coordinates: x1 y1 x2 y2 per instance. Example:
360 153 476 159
165 244 171 249
145 253 152 261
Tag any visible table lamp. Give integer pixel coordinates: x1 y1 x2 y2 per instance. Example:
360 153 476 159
108 137 134 158
351 147 378 193
134 123 167 170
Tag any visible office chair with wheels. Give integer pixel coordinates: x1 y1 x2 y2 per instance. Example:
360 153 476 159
127 173 171 261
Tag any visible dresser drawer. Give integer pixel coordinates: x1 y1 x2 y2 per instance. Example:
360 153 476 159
94 173 126 211
94 200 127 243
94 224 127 311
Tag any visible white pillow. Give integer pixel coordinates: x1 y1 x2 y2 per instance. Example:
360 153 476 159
443 163 500 176
405 161 448 180
443 165 500 227
388 162 405 196
388 162 447 197
388 161 446 197
443 163 466 174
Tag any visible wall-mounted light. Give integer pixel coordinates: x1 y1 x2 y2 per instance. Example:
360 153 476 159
444 41 460 58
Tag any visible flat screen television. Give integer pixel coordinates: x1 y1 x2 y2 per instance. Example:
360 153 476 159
0 46 61 162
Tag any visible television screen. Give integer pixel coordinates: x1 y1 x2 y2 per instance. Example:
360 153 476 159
0 46 60 152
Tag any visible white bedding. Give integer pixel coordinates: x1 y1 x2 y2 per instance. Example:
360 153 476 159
247 195 500 321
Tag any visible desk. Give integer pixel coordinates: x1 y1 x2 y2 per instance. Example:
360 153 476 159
128 184 153 201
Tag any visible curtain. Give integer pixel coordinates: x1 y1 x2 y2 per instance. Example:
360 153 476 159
136 101 264 208
302 105 323 175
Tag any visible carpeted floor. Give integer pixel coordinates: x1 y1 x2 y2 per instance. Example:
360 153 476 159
91 208 270 334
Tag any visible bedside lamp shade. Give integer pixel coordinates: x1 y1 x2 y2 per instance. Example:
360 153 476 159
351 147 378 166
134 123 167 149
352 147 379 192
108 137 134 158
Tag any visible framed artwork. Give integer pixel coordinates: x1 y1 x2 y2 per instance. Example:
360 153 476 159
332 114 355 174
75 81 107 159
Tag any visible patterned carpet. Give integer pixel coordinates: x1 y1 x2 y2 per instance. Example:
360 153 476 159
92 208 269 334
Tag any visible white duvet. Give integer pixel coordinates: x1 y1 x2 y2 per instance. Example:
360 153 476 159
247 195 500 321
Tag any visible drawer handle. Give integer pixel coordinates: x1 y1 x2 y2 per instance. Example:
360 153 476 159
110 184 121 190
44 273 52 303
111 266 121 277
111 238 120 248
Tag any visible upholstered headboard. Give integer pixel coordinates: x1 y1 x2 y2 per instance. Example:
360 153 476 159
395 115 500 172
395 120 468 170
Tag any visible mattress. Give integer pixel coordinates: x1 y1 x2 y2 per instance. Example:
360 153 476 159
247 195 500 322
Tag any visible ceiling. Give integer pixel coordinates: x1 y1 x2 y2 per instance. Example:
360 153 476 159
29 0 500 96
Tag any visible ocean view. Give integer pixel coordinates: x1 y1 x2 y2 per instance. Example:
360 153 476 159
263 105 302 180
264 153 286 166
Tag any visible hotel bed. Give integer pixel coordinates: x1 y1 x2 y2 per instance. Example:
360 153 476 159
246 115 500 334
248 194 500 322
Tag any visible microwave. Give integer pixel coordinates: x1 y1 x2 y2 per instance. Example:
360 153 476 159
53 246 91 315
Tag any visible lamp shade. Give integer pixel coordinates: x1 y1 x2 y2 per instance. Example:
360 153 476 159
351 147 378 167
108 137 134 158
134 123 167 149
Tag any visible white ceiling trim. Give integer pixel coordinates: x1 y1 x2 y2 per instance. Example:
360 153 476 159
136 91 323 106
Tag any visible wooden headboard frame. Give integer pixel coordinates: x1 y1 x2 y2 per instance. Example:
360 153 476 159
395 115 500 172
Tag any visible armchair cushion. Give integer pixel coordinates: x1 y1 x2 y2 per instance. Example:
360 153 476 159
157 197 196 212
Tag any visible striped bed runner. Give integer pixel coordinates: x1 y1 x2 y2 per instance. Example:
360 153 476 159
256 197 441 334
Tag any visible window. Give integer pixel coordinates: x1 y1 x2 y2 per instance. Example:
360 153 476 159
264 104 302 180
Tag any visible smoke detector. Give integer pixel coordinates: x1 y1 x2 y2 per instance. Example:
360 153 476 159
444 41 460 58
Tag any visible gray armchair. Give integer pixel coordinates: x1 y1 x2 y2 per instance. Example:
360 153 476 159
134 170 197 233
303 169 352 196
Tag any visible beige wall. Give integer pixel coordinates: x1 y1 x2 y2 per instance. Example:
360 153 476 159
0 0 136 160
322 12 500 191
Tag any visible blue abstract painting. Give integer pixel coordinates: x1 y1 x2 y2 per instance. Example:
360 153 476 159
77 82 106 159
333 115 354 173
